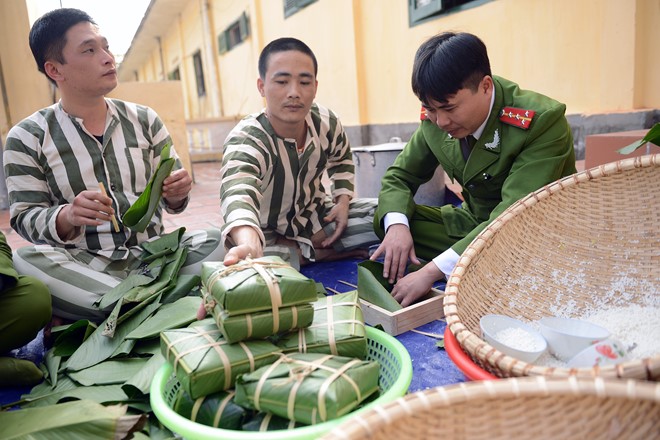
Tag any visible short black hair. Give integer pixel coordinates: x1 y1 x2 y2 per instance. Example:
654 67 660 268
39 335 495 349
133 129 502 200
29 8 96 82
411 32 492 105
258 37 318 79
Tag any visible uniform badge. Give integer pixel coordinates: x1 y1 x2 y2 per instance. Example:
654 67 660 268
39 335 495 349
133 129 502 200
485 129 500 150
499 107 535 129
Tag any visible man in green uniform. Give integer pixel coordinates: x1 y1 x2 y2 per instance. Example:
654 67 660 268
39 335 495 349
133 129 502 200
371 32 576 307
0 232 51 386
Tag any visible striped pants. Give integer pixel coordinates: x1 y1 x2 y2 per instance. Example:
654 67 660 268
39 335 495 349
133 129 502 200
13 228 224 322
261 198 380 269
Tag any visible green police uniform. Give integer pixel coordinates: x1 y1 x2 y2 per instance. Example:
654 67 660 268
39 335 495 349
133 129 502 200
0 233 51 354
374 76 576 260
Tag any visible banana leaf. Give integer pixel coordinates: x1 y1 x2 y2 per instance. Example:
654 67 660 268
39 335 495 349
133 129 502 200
201 256 317 316
67 358 150 386
357 261 402 312
122 352 166 398
66 300 161 371
43 348 61 387
56 384 131 405
617 122 660 154
234 353 380 425
52 320 97 357
274 290 368 359
172 388 248 429
242 412 306 431
140 225 186 261
0 400 145 440
132 338 162 355
122 143 176 232
19 376 80 408
211 300 315 343
161 323 282 399
161 274 201 304
125 296 201 340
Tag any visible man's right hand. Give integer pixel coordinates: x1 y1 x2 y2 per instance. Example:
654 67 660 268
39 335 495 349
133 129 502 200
56 190 115 240
196 227 264 320
369 223 419 284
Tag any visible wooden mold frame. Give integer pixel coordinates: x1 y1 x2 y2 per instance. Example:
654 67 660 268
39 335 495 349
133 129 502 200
359 288 446 336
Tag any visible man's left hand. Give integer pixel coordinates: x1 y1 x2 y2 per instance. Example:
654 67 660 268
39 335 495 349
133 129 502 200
320 195 350 247
391 263 443 307
162 168 192 208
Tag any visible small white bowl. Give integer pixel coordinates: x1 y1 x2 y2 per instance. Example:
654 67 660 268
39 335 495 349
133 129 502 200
539 317 610 361
480 314 547 363
567 338 629 368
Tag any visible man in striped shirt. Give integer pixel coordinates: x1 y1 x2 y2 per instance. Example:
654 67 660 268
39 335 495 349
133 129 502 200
4 8 223 322
220 38 379 269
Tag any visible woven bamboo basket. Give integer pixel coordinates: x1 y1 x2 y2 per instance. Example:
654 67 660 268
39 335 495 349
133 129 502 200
321 377 660 439
443 154 660 380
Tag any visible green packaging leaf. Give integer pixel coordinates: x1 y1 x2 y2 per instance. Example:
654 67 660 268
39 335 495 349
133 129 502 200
67 358 149 386
357 261 403 312
242 412 306 431
122 143 176 232
0 400 145 439
618 122 660 154
125 296 201 340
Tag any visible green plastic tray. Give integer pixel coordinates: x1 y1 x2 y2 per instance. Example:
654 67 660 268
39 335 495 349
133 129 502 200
150 326 412 440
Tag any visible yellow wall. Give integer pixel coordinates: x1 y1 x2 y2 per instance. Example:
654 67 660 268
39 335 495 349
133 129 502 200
0 0 53 141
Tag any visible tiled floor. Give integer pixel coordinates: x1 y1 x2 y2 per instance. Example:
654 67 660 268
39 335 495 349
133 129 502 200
0 160 224 250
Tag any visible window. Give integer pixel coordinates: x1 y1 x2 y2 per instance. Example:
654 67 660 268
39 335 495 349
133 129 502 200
218 12 250 54
168 67 180 81
192 51 206 97
409 0 489 26
284 0 317 18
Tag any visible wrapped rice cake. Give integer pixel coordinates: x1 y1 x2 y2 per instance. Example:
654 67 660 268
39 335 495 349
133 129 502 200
161 324 281 399
172 388 248 429
234 353 379 425
201 256 317 316
242 411 306 431
212 300 315 343
274 291 368 359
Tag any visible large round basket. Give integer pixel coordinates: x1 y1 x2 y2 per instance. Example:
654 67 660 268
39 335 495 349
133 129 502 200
150 326 412 440
321 377 660 439
444 154 660 380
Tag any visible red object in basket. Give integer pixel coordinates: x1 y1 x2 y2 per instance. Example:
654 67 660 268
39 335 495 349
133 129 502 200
444 327 498 381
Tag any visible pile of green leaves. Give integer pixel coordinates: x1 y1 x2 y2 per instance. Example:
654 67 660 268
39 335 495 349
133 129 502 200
0 227 201 439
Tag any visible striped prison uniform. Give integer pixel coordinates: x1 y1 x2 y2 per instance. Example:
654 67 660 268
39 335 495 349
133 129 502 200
4 99 223 321
220 103 379 268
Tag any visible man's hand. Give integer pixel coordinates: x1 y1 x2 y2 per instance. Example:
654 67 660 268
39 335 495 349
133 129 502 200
196 226 263 320
56 190 115 240
320 195 350 248
391 263 443 307
369 223 419 283
162 168 192 209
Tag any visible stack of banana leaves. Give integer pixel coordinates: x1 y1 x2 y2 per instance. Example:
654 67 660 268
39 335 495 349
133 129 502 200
0 227 201 439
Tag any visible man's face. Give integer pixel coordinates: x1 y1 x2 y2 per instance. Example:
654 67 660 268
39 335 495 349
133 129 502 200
422 76 493 139
47 21 117 97
257 50 318 133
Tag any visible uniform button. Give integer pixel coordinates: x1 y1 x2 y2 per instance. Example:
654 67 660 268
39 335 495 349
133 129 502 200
467 184 475 189
110 184 116 191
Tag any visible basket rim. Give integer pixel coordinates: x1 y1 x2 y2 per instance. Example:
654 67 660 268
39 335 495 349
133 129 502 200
150 326 413 440
323 376 660 439
443 153 660 379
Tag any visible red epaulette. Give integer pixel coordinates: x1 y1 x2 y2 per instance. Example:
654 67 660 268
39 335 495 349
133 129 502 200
420 106 428 121
499 107 535 129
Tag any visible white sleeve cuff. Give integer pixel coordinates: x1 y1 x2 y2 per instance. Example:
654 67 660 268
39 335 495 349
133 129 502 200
383 212 409 232
432 248 461 279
